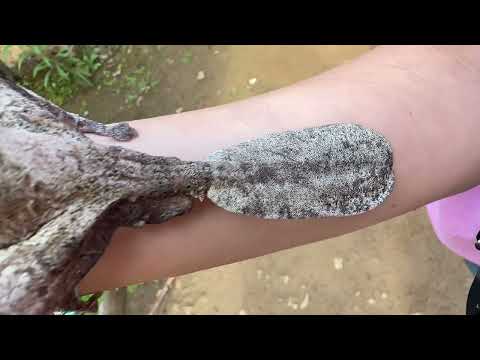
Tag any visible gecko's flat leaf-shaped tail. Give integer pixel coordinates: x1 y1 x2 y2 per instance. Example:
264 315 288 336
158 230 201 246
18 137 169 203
207 123 395 219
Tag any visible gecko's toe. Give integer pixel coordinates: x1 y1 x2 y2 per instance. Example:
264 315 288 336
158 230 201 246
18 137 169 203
108 123 138 141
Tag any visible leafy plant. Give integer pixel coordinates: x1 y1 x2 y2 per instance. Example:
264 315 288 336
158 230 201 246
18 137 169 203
2 45 13 63
3 45 104 106
79 293 95 303
127 283 141 295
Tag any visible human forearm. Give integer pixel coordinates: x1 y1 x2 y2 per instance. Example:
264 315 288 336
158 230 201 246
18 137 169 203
79 45 480 293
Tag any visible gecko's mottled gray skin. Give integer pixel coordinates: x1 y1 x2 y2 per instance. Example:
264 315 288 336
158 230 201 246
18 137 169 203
207 124 395 219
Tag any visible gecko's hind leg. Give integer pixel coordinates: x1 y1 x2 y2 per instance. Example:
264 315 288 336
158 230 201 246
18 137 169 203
103 196 193 229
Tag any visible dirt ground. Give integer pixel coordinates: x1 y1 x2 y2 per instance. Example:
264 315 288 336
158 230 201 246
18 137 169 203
64 45 473 314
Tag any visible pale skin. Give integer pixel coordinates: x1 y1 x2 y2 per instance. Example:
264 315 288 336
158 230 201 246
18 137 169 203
79 45 480 294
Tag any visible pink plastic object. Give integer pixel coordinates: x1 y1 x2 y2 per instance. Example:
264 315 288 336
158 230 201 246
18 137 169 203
426 186 480 266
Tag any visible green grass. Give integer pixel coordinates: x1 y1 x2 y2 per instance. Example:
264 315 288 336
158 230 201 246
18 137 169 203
2 45 104 106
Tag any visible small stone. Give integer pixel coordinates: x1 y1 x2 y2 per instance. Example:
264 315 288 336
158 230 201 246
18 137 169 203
238 309 247 315
287 297 298 310
216 90 222 96
300 293 310 310
277 298 284 303
197 71 205 80
367 298 376 305
381 292 388 299
135 96 143 107
175 107 184 114
248 78 257 85
166 58 175 65
411 312 423 315
256 269 263 280
281 275 289 285
355 291 361 297
333 257 344 270
183 306 193 315
214 50 220 55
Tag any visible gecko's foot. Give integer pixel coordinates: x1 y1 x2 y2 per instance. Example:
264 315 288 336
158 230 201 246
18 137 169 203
73 114 138 141
105 123 138 141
